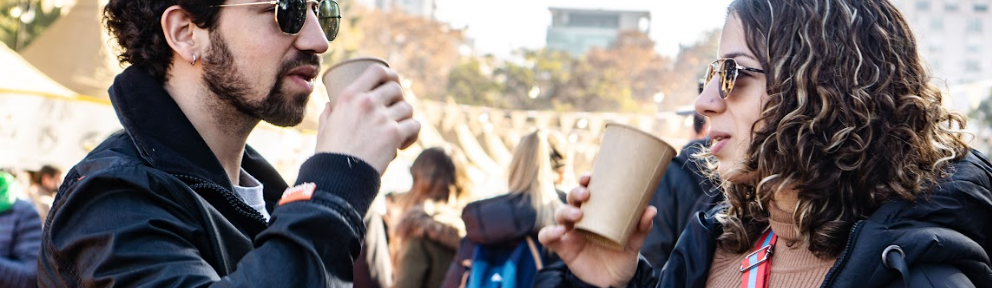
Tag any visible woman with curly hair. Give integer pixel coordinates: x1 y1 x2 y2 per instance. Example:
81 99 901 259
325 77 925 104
535 0 992 287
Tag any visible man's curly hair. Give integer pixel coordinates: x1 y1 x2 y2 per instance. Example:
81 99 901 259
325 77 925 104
711 0 969 258
104 0 225 83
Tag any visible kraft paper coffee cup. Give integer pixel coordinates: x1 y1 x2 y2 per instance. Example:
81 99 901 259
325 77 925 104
574 123 676 250
322 57 389 104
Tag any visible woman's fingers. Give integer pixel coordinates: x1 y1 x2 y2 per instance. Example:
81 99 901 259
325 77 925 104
626 205 657 251
554 205 583 229
566 186 590 207
639 205 657 232
578 173 591 186
538 225 566 247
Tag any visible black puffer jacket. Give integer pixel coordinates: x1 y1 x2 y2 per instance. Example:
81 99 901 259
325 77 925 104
537 150 992 288
442 193 563 288
38 67 381 287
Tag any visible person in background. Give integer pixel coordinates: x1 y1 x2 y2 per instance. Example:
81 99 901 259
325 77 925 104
441 129 566 288
27 165 61 222
394 146 471 288
354 195 394 288
537 0 992 287
0 171 42 288
642 111 721 271
545 130 569 193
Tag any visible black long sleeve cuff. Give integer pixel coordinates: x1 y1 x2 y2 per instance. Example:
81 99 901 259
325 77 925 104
295 153 380 217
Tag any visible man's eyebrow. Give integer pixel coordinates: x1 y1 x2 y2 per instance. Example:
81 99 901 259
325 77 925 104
720 51 758 61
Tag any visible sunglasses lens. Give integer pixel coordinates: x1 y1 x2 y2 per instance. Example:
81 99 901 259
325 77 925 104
720 59 737 99
277 0 307 34
317 0 341 41
704 64 715 87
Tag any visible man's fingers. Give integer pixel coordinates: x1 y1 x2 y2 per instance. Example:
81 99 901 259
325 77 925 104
371 81 404 106
397 119 421 149
319 102 334 121
386 101 414 122
343 65 399 97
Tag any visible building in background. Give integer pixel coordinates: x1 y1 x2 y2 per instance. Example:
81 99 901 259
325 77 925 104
370 0 437 19
893 0 991 86
545 7 651 56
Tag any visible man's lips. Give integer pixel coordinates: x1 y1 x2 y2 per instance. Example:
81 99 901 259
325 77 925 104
287 66 318 79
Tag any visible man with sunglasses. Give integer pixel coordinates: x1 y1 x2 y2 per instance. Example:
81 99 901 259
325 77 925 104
38 0 419 287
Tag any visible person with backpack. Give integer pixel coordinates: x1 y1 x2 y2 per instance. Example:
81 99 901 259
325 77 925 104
441 129 566 288
394 146 472 288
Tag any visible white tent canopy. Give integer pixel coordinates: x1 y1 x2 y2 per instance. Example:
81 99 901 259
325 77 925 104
21 0 122 99
0 43 76 98
0 42 121 171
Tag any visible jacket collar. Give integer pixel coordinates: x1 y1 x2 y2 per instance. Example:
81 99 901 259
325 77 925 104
109 66 285 194
820 150 992 287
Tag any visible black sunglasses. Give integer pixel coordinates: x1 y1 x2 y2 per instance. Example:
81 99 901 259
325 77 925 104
214 0 341 41
704 58 765 99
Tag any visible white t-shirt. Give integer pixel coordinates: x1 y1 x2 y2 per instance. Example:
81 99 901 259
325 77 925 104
233 169 270 222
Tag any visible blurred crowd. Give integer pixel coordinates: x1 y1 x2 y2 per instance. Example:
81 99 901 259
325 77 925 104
1 120 710 288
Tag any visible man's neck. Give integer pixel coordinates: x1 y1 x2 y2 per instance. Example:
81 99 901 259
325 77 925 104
163 70 258 187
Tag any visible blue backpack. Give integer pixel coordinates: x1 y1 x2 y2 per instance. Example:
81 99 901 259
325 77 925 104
461 237 544 288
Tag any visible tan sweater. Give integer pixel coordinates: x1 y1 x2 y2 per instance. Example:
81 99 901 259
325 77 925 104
705 196 837 288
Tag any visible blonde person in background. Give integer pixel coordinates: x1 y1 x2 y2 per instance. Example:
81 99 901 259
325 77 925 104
393 146 472 288
441 129 566 288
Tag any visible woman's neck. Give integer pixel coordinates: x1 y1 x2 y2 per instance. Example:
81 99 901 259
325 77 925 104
768 187 800 242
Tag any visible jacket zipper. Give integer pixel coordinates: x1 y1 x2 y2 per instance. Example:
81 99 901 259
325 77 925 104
818 220 864 288
171 174 267 225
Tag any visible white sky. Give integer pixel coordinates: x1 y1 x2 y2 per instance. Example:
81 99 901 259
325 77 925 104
433 0 736 58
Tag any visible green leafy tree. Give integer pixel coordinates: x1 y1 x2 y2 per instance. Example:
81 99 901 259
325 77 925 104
447 56 504 107
660 29 720 111
1 0 62 51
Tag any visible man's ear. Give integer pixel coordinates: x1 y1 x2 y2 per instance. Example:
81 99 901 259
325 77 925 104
161 5 206 65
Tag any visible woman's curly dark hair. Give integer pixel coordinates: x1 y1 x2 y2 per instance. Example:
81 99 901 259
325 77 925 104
712 0 970 258
104 0 225 83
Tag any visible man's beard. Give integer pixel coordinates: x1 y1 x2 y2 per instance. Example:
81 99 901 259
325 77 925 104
202 31 320 127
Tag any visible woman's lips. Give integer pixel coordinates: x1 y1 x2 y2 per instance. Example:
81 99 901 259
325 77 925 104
710 135 730 154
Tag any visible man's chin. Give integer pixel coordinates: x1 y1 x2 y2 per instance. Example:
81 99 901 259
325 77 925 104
262 111 306 127
259 92 309 127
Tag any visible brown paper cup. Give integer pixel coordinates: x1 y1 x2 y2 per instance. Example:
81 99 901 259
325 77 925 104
321 57 389 104
574 123 677 250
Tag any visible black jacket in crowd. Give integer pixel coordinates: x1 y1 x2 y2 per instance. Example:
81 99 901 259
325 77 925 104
642 139 721 271
536 150 992 288
37 67 382 287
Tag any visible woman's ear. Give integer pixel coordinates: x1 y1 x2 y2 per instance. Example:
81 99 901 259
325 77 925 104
160 5 204 65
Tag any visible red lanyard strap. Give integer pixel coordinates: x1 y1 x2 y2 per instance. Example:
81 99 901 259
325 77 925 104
739 229 777 288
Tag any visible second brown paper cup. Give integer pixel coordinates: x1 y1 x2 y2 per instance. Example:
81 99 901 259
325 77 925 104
574 123 676 250
322 57 389 105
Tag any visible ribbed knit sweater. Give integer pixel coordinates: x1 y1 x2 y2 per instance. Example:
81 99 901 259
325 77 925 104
705 195 837 288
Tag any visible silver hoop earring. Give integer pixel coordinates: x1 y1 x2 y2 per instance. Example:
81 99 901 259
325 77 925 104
191 54 198 66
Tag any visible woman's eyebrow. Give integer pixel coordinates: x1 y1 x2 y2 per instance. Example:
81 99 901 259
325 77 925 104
721 51 758 61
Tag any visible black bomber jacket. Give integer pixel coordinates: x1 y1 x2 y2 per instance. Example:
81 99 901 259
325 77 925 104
38 67 380 287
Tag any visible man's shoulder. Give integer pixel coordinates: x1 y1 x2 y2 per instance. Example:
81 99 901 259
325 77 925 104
62 131 186 198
